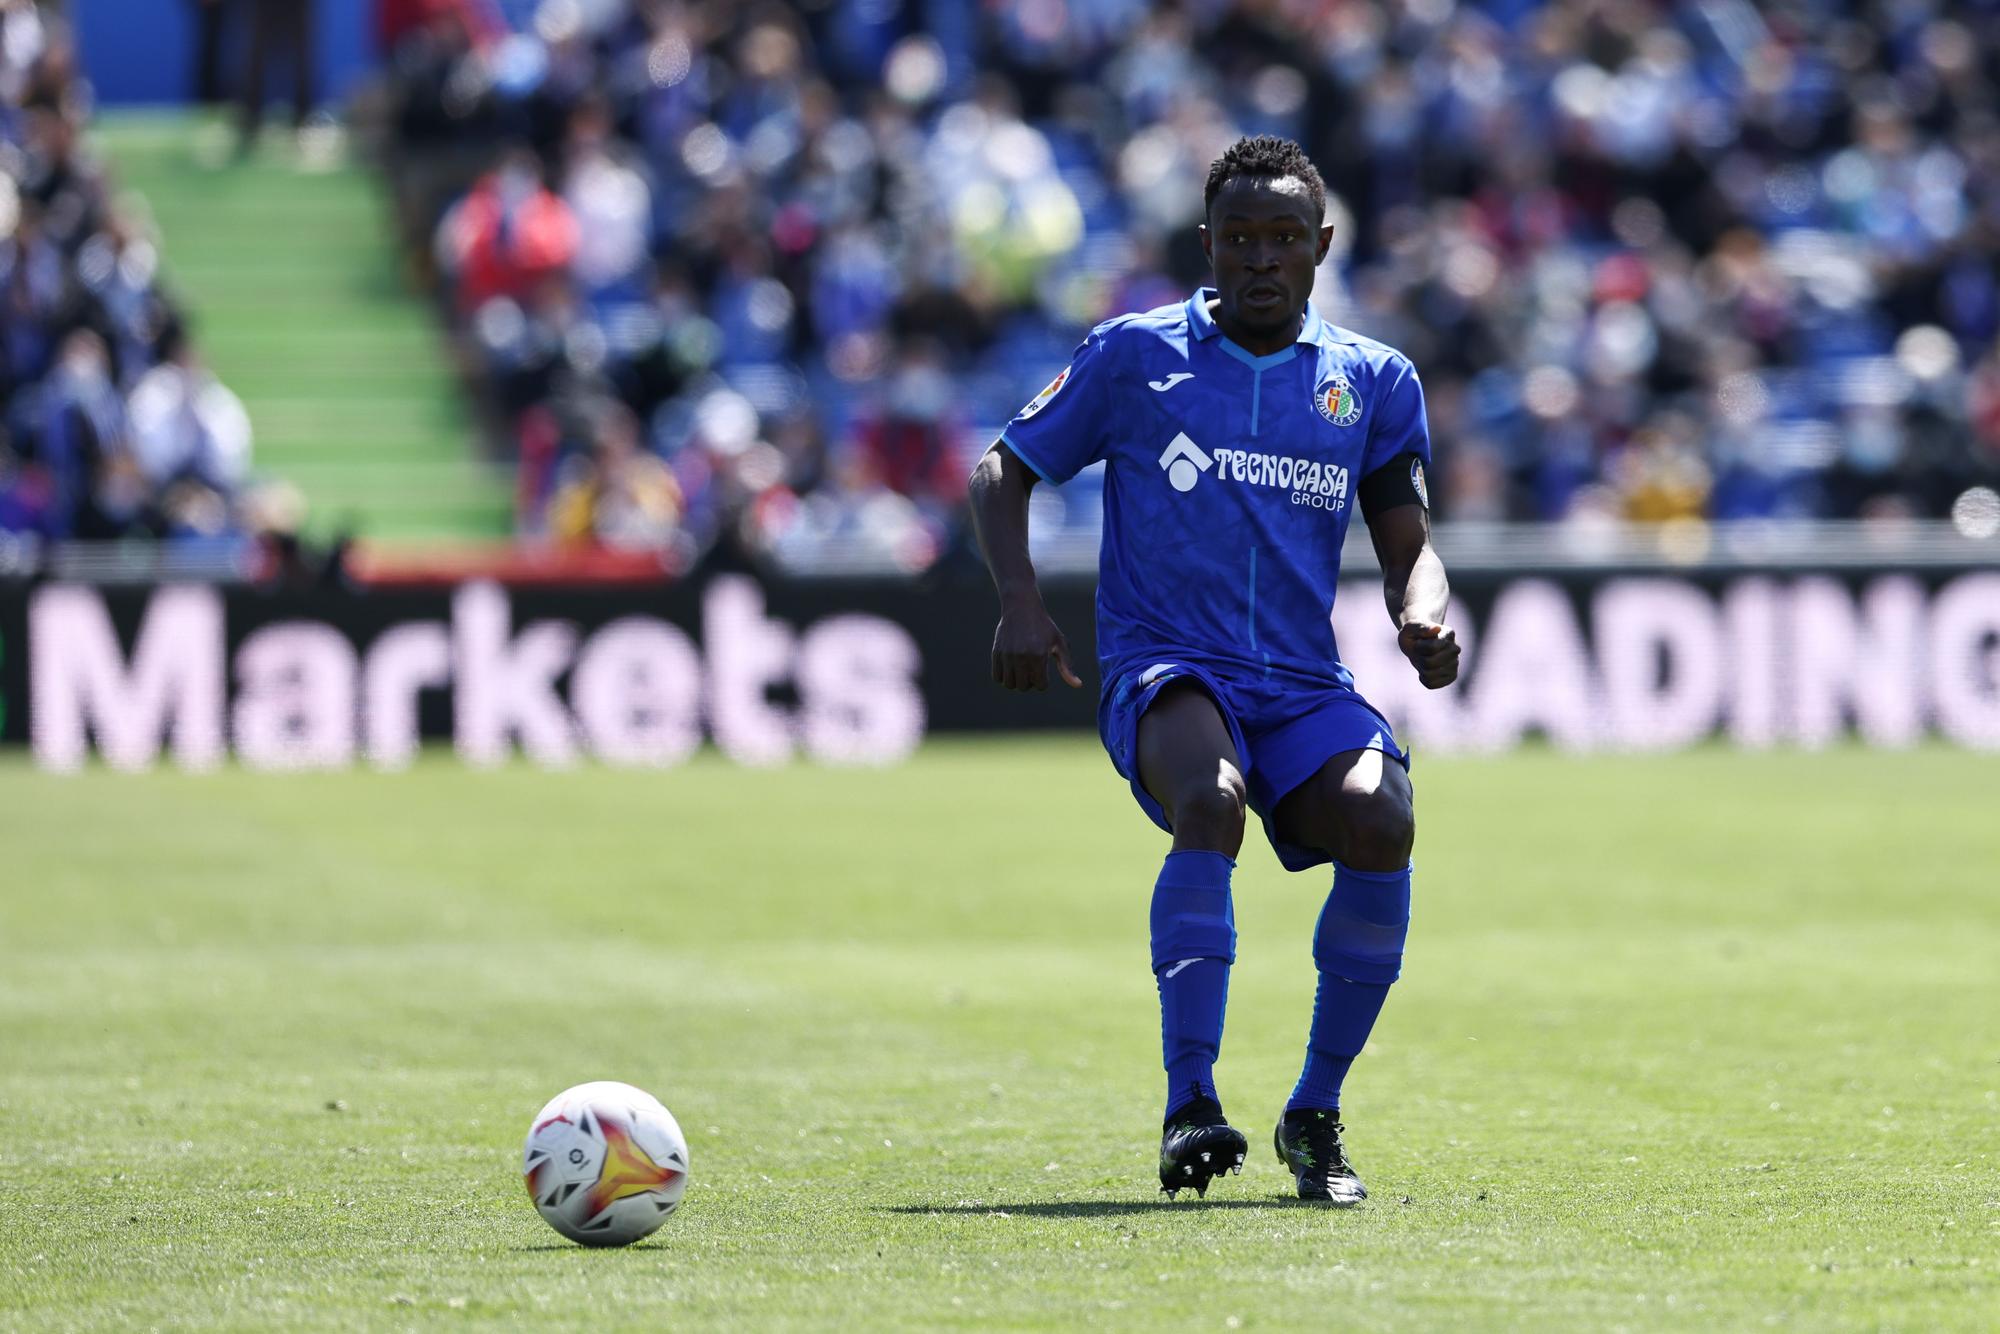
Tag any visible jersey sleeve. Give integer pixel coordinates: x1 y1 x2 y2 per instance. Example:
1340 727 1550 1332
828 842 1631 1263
998 329 1120 486
1362 355 1432 478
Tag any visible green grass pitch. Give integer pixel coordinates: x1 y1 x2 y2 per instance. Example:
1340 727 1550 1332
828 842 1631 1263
1 740 1994 1329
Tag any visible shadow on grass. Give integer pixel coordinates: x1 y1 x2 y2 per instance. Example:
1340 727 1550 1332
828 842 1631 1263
880 1198 1337 1218
513 1242 673 1252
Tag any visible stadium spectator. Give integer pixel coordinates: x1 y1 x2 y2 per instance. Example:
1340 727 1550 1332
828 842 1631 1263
28 330 129 539
436 147 579 314
127 329 252 501
853 338 966 508
239 0 319 151
187 0 234 106
0 1 264 547
376 0 2000 564
559 95 651 298
376 0 473 55
545 397 683 550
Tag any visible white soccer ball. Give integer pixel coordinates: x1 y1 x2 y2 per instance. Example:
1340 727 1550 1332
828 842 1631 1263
522 1081 690 1247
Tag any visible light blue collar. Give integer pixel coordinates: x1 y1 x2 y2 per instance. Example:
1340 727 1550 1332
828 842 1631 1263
1185 286 1323 369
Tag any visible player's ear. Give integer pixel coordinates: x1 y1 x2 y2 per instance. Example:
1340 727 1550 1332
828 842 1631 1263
1198 223 1211 265
1316 223 1334 263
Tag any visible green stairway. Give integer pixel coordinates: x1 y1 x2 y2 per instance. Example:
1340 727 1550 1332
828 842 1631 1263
94 113 514 543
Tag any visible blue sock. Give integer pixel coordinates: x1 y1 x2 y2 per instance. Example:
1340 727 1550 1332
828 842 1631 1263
1288 861 1411 1113
1150 849 1235 1120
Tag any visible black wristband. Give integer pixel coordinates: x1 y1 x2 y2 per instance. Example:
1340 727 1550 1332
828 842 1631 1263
1359 452 1429 520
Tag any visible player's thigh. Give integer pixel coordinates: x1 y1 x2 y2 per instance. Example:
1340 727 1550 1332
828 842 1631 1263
1135 680 1246 824
1269 746 1415 867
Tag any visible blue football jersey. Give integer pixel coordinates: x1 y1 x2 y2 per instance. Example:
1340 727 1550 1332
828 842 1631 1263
1001 287 1432 690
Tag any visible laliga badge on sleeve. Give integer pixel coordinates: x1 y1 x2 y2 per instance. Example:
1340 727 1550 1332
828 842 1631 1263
1017 366 1069 420
1412 458 1430 509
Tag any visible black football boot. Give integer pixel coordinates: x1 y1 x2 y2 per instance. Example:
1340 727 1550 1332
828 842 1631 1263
1158 1094 1247 1200
1274 1107 1367 1205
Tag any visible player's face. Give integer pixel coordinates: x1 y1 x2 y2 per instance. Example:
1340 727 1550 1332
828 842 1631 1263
1200 176 1332 352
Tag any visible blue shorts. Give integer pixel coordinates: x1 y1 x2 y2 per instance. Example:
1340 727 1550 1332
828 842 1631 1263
1098 659 1407 873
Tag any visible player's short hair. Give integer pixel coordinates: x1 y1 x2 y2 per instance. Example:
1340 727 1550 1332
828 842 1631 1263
1203 135 1327 224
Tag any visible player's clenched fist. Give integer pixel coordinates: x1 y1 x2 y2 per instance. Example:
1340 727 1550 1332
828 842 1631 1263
1398 621 1460 689
992 598 1083 691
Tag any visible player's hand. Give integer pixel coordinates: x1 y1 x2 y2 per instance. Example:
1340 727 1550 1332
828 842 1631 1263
991 597 1083 691
1398 620 1460 690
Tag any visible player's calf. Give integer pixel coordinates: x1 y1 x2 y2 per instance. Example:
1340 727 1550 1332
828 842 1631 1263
1149 845 1245 1202
1280 860 1409 1199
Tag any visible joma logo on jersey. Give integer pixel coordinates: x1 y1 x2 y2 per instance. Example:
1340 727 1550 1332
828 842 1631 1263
1157 432 1349 510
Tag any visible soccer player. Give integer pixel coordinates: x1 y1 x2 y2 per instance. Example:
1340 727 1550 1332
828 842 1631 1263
968 136 1460 1204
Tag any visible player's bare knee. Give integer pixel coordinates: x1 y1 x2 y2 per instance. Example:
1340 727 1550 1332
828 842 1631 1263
1169 765 1247 853
1338 789 1414 870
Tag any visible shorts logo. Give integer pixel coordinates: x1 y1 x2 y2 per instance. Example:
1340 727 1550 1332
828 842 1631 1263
1411 458 1429 509
1017 367 1069 420
1316 374 1363 427
1157 432 1213 492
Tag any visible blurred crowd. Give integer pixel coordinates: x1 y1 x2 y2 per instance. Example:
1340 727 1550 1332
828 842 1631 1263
0 0 295 549
378 0 2000 566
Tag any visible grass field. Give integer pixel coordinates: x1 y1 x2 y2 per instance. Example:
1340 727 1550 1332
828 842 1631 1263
1 740 1995 1330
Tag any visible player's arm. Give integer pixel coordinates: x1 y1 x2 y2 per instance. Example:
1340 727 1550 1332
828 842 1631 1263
968 441 1082 691
1361 465 1459 690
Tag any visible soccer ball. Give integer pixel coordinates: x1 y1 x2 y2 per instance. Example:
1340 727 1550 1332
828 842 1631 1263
522 1081 690 1247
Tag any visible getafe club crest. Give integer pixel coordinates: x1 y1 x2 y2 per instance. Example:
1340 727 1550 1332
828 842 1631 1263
1316 373 1363 427
1017 367 1069 420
